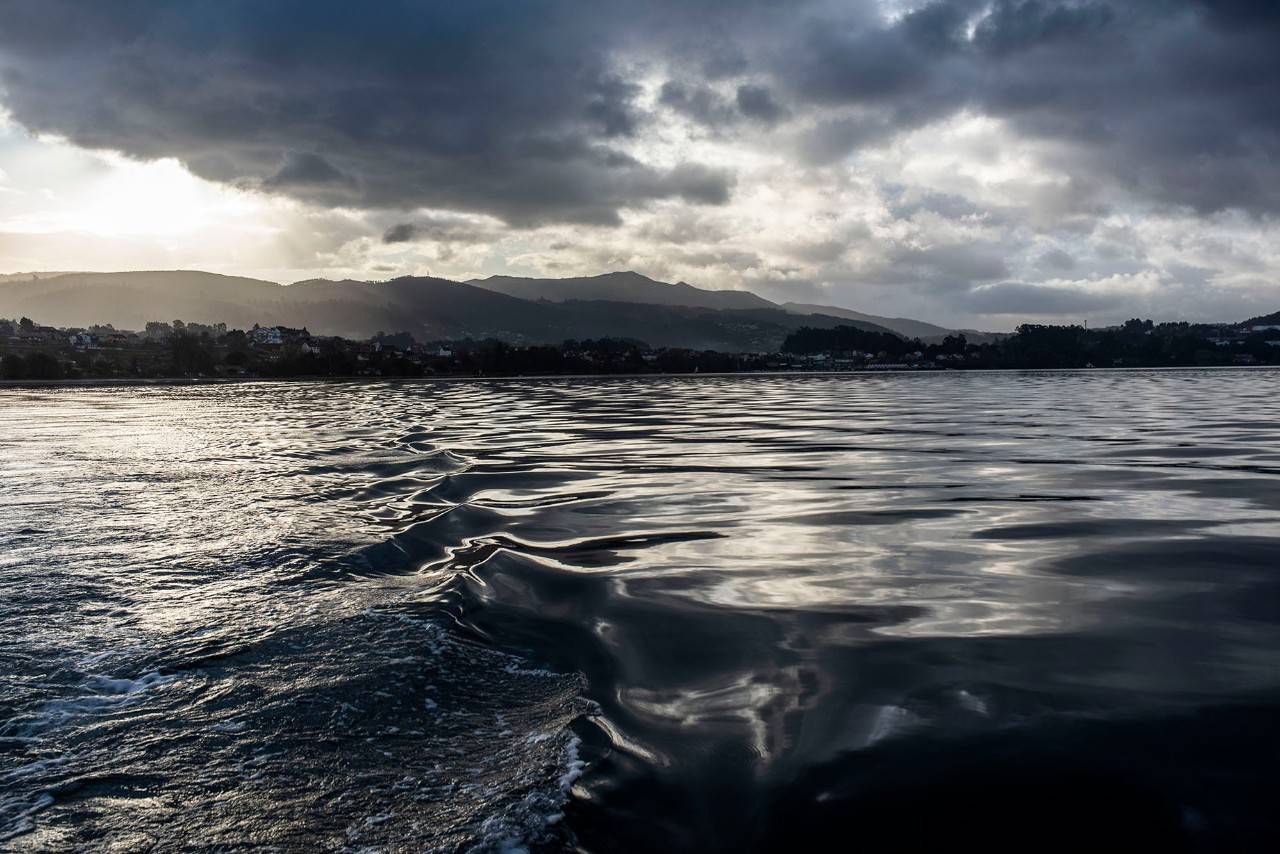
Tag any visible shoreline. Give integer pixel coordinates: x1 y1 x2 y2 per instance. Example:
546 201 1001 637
1 363 1275 390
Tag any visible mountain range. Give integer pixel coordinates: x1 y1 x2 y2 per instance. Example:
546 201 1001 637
0 269 979 351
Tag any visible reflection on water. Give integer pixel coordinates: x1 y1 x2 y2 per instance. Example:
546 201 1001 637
2 370 1279 850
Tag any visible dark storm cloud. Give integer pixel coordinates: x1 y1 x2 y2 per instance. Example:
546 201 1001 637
659 81 739 127
759 0 1280 215
263 152 357 201
0 0 736 226
735 85 788 124
382 225 417 244
380 213 501 245
0 0 1276 232
970 0 1116 56
659 80 788 128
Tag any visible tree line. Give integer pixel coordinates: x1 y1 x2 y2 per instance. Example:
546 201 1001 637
782 320 1280 369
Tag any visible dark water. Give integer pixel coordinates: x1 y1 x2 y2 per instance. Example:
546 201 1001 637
2 371 1279 852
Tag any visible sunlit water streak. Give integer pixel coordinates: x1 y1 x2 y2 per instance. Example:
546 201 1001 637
2 371 1279 851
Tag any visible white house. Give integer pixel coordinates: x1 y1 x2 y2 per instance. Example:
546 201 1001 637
251 326 284 346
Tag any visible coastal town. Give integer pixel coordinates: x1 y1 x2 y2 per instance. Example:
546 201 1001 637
3 314 1280 381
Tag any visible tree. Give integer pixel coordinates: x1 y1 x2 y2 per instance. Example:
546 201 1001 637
1 353 24 379
781 325 912 357
170 332 214 375
145 321 172 340
1003 324 1090 368
23 352 62 380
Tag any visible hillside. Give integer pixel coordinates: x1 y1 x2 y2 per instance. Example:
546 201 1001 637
467 271 974 340
0 271 288 331
782 302 955 340
0 271 82 284
469 271 774 311
0 270 886 351
1241 311 1280 328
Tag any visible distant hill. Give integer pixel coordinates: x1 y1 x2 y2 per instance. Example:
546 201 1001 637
780 302 1005 343
0 271 289 331
1241 311 1280 328
0 270 891 351
468 271 775 311
287 278 906 350
284 276 888 348
0 271 564 340
0 271 82 284
467 272 983 340
782 302 956 341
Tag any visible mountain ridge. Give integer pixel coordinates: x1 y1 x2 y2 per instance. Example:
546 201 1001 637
469 271 978 340
468 270 776 312
780 301 1002 343
1 268 977 349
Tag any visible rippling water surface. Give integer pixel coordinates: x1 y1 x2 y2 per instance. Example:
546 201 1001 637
3 371 1279 851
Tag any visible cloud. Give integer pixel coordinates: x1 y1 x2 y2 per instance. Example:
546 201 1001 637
735 85 788 124
1036 247 1077 271
0 0 735 226
971 0 1116 57
962 281 1125 315
269 152 350 187
658 80 789 128
379 213 500 245
2 0 1279 327
773 1 1280 215
886 187 992 221
262 152 359 207
3 1 1277 222
851 242 1012 291
382 224 417 244
659 81 738 127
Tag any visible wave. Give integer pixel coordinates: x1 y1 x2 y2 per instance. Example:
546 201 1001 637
2 371 1280 850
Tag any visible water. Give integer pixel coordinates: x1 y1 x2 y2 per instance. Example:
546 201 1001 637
2 371 1279 851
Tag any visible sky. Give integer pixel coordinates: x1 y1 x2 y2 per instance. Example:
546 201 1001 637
0 0 1278 330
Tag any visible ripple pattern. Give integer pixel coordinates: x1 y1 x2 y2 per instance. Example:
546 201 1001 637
2 371 1279 850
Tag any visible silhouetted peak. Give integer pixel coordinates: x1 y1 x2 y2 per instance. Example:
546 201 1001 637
595 270 652 281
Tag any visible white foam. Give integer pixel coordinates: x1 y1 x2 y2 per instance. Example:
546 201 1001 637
502 662 560 678
87 670 175 695
864 704 918 746
4 671 178 738
0 755 71 789
77 649 119 667
558 735 586 792
957 689 989 716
